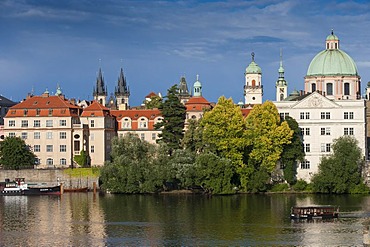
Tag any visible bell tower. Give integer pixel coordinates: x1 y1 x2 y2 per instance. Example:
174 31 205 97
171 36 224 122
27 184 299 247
244 52 263 105
275 49 288 101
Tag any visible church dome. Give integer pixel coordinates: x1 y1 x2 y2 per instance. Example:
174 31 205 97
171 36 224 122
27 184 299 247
306 31 358 77
245 52 262 74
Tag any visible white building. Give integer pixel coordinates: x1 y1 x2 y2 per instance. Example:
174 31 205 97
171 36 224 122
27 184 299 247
274 30 367 181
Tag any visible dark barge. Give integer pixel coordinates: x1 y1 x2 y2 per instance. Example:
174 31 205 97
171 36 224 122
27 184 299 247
290 205 339 220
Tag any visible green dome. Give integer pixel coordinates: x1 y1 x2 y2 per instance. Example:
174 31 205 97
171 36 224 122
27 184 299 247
326 33 339 41
306 49 358 76
246 61 262 74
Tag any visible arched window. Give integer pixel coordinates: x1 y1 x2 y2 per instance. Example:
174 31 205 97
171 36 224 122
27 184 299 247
311 83 316 92
47 158 53 167
344 83 350 95
327 83 333 95
60 158 66 165
251 79 256 87
280 94 284 101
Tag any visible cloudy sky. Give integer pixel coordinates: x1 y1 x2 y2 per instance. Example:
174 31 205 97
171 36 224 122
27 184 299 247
1 0 370 105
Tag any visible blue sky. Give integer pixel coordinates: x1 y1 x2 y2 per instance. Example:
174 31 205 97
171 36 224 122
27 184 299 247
1 0 370 106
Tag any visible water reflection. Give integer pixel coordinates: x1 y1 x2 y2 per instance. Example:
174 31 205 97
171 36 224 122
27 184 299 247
0 193 369 246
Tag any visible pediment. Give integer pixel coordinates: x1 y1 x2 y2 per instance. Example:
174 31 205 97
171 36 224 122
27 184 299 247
291 92 340 109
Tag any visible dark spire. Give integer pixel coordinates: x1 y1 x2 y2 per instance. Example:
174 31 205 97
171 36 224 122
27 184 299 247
115 67 130 96
94 68 107 96
178 76 190 97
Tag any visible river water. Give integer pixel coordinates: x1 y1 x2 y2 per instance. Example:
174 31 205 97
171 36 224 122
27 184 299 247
0 193 369 246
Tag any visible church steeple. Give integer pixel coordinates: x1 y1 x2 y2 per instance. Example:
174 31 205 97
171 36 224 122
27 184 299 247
115 67 130 110
93 68 107 106
244 52 263 105
275 49 288 101
178 75 191 104
193 74 202 97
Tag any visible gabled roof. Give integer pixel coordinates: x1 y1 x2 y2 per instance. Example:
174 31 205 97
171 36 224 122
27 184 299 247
111 109 161 120
81 101 112 117
145 92 158 98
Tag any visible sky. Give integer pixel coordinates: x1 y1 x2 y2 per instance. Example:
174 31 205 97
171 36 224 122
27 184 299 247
1 0 370 106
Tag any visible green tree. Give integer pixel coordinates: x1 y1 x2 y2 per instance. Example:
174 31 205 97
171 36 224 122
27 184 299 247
182 119 204 152
0 136 37 170
242 101 293 191
280 116 305 185
200 96 247 167
311 136 367 194
143 94 162 109
245 101 293 173
195 152 235 194
100 133 164 193
155 85 186 154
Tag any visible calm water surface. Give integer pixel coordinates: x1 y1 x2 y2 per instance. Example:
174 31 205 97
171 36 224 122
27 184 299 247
0 193 369 246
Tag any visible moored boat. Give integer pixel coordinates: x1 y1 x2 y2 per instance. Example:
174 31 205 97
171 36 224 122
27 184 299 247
290 205 339 219
64 187 88 193
0 178 61 196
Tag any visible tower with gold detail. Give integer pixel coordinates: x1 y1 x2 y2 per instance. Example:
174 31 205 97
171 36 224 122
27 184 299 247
244 52 263 105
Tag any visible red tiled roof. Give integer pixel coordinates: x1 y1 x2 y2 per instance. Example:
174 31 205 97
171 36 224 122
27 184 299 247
185 96 211 111
111 109 161 120
6 95 81 117
145 92 158 98
241 108 252 117
81 101 112 117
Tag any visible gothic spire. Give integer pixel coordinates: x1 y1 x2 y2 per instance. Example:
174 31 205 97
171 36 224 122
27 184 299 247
115 67 130 96
94 68 107 96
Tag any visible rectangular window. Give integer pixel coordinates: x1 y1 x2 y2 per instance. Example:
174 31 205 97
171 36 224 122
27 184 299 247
300 128 304 136
21 120 28 127
34 132 40 139
46 132 53 139
139 122 148 128
90 133 94 141
326 143 331 152
9 133 15 137
305 112 310 119
152 133 156 140
9 120 15 127
46 145 53 152
344 127 354 136
34 120 40 127
321 112 330 119
344 112 354 119
46 120 53 127
349 112 354 119
320 127 330 135
321 143 326 152
300 112 304 119
305 128 310 136
90 120 95 127
60 158 67 165
34 145 40 152
140 133 145 140
60 145 66 152
91 145 95 153
59 119 67 126
305 143 310 153
301 160 310 169
21 132 28 140
60 132 67 139
74 141 80 152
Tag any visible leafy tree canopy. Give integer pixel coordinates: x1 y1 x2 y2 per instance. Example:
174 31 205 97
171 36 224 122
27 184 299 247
200 96 247 167
281 116 305 185
245 101 293 173
155 85 186 154
312 136 366 194
143 94 162 109
0 136 37 170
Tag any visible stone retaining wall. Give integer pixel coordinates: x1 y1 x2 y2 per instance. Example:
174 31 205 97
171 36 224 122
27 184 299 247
0 169 99 190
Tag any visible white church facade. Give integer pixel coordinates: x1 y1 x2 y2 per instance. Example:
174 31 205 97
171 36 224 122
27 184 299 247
244 30 367 182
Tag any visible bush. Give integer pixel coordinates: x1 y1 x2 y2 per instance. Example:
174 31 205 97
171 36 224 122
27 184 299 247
270 183 289 192
292 179 309 191
349 183 370 194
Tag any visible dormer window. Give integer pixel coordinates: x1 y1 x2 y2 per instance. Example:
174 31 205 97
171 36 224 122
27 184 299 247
48 109 53 116
23 109 28 116
36 109 41 116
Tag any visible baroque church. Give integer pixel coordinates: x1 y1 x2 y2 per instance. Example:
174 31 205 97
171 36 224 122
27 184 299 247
243 30 367 181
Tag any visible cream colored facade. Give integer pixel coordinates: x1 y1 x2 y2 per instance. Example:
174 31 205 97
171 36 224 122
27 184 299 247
274 92 367 181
